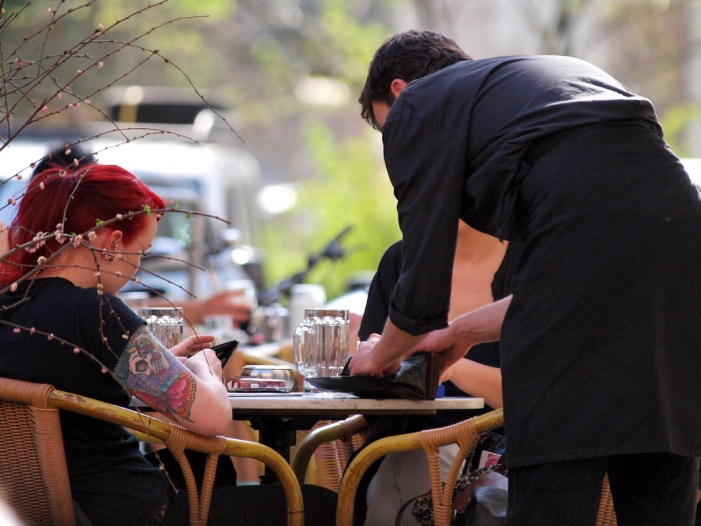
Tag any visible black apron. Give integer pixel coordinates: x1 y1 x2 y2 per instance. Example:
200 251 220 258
501 122 701 467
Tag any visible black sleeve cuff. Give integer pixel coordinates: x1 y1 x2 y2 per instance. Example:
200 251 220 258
388 305 449 336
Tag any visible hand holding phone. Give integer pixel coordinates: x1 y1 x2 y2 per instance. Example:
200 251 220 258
210 340 239 368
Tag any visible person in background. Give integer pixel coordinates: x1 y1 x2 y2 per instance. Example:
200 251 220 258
358 221 517 525
352 29 701 526
31 142 97 177
0 163 336 526
147 290 252 333
0 143 97 256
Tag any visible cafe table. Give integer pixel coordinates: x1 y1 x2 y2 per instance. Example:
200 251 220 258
228 392 484 483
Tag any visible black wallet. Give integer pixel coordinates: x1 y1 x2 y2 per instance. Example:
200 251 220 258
306 352 444 400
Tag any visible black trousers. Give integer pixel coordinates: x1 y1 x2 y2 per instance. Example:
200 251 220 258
147 449 337 526
160 484 338 526
506 453 699 526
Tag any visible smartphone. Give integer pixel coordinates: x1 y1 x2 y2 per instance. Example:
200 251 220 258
211 340 239 368
227 377 289 392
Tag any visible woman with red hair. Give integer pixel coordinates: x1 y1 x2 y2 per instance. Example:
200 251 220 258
0 163 337 526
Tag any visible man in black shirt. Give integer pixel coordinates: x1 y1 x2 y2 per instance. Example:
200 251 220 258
350 30 701 525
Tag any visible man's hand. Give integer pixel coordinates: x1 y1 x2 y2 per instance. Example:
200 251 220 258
439 360 459 384
349 334 402 376
418 325 472 375
418 297 512 376
348 320 428 376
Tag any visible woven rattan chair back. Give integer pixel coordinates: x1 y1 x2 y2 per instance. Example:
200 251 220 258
596 476 617 526
310 420 365 492
0 377 305 526
292 415 367 489
337 409 617 526
417 411 616 526
0 379 76 526
417 410 503 526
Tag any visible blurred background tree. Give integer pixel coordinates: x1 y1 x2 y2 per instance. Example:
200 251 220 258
4 0 701 303
410 0 701 156
95 0 401 301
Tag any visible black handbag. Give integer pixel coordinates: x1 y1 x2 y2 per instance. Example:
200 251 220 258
395 432 507 526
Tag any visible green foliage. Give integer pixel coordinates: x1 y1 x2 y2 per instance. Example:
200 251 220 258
92 0 236 27
658 102 701 158
238 0 392 123
247 0 398 300
314 0 389 85
262 119 400 301
88 0 237 88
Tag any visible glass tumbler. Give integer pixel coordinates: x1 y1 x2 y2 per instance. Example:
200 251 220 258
293 316 318 391
293 308 350 391
137 307 184 348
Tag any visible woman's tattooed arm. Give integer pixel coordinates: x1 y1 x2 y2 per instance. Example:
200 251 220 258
113 326 197 422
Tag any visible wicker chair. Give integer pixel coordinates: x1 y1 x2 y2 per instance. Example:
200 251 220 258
291 415 367 490
336 408 617 526
0 377 304 526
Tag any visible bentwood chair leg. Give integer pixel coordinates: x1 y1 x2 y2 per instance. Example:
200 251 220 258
292 415 367 484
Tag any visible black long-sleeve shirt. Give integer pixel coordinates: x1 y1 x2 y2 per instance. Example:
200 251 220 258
382 56 660 336
378 54 701 467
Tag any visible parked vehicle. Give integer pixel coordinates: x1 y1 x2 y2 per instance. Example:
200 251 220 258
95 138 265 299
0 137 266 302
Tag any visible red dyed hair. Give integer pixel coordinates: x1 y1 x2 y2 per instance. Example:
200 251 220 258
0 163 165 286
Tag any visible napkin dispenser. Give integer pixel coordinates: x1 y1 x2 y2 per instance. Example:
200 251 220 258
307 352 444 400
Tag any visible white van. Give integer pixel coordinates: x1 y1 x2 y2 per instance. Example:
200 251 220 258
0 137 265 300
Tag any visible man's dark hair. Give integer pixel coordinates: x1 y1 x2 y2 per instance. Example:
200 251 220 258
359 30 472 130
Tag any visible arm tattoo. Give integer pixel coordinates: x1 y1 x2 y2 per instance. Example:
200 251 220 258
114 326 196 422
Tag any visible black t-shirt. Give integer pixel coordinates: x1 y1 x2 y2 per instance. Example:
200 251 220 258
0 278 169 526
358 240 520 438
349 240 520 524
359 240 519 350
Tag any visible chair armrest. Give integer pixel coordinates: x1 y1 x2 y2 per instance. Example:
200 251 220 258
130 429 165 446
336 409 504 526
46 388 305 526
292 415 367 484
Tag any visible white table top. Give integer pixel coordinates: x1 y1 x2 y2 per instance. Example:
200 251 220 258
228 393 484 417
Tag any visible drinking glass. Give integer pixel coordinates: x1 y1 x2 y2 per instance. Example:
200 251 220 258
293 316 318 391
137 307 184 348
293 309 350 391
202 314 234 346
